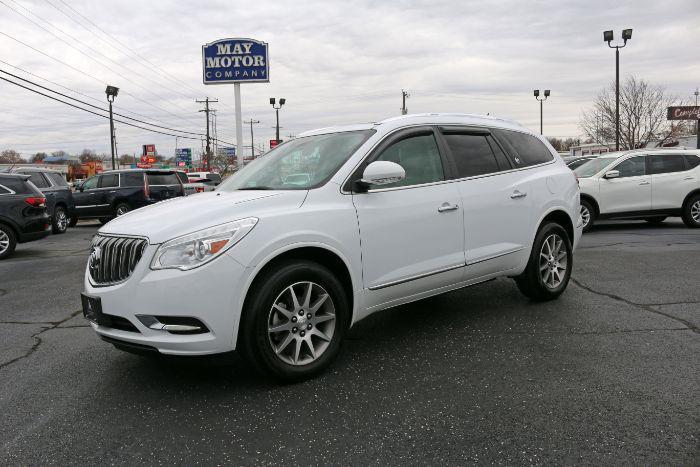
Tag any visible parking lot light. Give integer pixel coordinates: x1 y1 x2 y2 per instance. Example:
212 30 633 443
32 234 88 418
105 85 119 170
533 89 550 135
604 28 633 151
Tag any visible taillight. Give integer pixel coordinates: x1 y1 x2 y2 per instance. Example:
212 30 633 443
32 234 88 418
25 197 46 208
195 187 204 193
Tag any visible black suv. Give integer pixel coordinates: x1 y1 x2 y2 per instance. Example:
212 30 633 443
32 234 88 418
10 167 75 234
0 174 51 260
72 169 184 224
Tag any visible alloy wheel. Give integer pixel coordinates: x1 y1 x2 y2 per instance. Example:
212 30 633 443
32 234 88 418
692 200 700 223
267 281 336 366
539 234 568 289
580 205 591 229
0 230 9 254
116 205 129 216
56 210 68 232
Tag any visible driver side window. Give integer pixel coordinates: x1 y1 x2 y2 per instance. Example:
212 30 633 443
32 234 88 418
82 176 99 190
613 156 646 178
373 134 444 188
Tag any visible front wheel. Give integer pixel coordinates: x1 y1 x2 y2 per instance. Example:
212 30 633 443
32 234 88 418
682 194 700 228
52 206 68 234
580 199 595 233
68 215 78 227
239 260 349 382
515 223 573 301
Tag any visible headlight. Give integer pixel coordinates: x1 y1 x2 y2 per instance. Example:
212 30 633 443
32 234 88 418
151 217 258 270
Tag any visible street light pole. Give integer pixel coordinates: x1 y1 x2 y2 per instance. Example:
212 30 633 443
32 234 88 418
604 29 633 151
269 98 286 144
533 89 550 135
105 85 119 170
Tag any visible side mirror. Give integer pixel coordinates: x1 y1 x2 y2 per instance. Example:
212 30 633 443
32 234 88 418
360 161 406 188
604 170 620 179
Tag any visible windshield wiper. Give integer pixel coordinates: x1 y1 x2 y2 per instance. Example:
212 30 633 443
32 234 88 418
238 186 274 190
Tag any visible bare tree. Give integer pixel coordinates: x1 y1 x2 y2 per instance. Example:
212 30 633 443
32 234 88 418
0 149 23 164
79 149 101 163
31 152 47 163
580 76 689 150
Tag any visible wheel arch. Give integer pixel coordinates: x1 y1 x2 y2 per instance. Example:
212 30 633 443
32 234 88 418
0 218 19 240
682 189 700 208
538 208 574 244
237 243 357 343
579 193 600 216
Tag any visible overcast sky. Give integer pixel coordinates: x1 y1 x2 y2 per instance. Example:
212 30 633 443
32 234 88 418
1 0 699 160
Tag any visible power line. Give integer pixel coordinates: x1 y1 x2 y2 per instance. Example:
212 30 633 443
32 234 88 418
0 0 201 122
0 68 205 137
0 30 200 127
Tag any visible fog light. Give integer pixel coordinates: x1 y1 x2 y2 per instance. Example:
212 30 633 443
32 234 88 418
136 315 209 334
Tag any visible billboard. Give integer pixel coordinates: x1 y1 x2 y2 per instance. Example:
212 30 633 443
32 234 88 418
175 148 192 167
141 144 157 164
667 106 700 120
202 38 269 84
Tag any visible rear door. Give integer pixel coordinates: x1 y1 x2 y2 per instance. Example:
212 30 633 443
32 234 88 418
649 153 696 210
146 172 183 201
597 155 651 214
95 173 119 216
444 128 537 277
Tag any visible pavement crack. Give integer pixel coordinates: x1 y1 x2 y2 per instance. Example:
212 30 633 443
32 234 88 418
505 327 688 336
0 309 83 370
571 278 699 335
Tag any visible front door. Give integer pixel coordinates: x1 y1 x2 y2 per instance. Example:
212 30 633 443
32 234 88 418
352 129 465 310
73 176 100 217
598 155 651 214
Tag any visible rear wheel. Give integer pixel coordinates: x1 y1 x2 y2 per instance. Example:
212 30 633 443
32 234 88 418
644 217 666 225
515 222 572 301
682 194 700 228
239 260 349 382
51 206 68 234
115 203 130 217
0 224 17 260
580 199 595 233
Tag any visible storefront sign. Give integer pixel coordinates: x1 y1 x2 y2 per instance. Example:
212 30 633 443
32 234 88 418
667 106 700 120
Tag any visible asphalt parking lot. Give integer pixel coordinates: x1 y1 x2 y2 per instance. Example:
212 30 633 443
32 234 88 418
0 219 698 465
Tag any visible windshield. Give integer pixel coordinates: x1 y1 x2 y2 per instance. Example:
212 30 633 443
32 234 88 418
574 156 617 178
218 129 374 191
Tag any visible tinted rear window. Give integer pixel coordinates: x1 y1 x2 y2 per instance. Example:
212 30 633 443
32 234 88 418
120 173 144 187
444 133 499 177
0 176 36 194
46 172 69 186
175 172 189 184
147 173 180 185
25 172 50 188
683 154 700 169
496 130 554 167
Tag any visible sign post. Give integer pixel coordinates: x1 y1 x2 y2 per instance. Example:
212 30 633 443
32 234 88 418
202 38 269 171
667 106 700 149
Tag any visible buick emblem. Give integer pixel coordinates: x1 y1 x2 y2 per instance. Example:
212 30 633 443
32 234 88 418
89 246 101 275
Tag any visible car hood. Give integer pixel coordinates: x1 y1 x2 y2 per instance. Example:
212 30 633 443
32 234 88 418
98 190 308 244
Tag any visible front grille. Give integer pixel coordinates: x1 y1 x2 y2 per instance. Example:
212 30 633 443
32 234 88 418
89 235 148 285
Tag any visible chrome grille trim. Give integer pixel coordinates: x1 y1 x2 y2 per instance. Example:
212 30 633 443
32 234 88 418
89 234 148 286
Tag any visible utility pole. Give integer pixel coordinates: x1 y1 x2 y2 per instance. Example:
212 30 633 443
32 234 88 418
196 97 218 171
401 89 410 115
244 119 260 159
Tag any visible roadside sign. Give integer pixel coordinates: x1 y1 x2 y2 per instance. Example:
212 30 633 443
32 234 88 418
175 148 192 167
667 106 700 120
270 139 282 149
202 38 269 84
224 147 236 158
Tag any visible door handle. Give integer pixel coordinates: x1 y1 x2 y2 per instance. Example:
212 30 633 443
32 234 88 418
683 177 695 181
639 181 650 185
437 202 459 213
510 190 527 199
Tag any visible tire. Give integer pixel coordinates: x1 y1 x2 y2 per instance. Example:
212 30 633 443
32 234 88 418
239 260 349 382
681 194 700 228
51 205 68 234
644 217 666 225
115 203 130 217
68 215 78 227
580 199 595 233
0 224 17 260
515 222 573 301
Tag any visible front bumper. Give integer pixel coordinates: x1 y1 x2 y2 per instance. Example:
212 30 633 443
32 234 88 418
84 244 249 355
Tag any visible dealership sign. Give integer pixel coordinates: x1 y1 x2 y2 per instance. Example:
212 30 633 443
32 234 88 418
667 106 700 120
202 38 269 84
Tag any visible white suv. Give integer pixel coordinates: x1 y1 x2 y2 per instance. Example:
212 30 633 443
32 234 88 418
575 149 700 231
81 114 582 380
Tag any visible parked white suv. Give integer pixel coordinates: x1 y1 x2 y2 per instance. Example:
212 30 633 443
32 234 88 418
81 114 582 380
575 149 700 231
